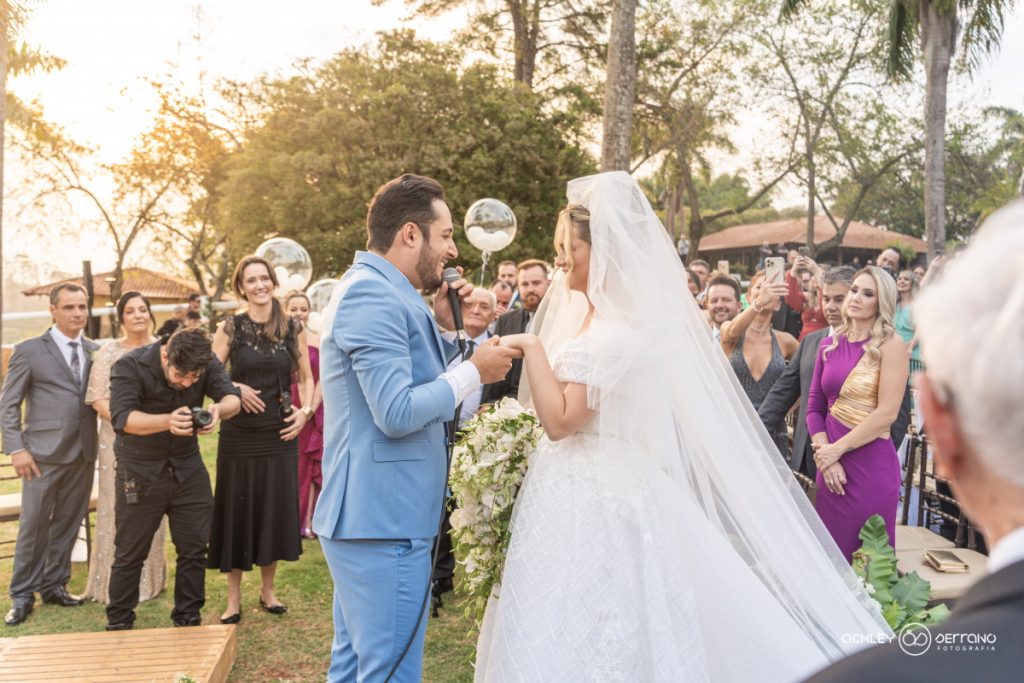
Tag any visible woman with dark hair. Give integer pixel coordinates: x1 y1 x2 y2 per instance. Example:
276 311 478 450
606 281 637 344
83 291 166 603
209 256 314 624
284 291 324 539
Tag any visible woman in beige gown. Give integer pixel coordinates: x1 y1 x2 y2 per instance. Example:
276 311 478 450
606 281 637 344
83 292 167 603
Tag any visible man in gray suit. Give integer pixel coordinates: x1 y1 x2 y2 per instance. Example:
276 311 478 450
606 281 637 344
806 201 1024 683
758 267 855 477
1 283 98 626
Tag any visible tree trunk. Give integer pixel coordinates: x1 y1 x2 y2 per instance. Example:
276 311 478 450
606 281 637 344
110 259 125 337
509 0 540 88
920 0 955 261
600 0 637 171
805 140 816 257
678 157 704 261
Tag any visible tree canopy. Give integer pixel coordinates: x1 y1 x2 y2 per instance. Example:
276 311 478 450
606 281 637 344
217 31 595 279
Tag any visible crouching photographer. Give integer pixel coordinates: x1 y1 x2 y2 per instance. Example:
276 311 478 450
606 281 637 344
105 328 241 630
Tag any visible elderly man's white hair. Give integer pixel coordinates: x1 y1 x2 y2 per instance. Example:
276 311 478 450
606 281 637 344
470 287 497 309
915 200 1024 486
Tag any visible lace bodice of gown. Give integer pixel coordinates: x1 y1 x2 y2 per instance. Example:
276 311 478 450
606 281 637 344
548 336 600 441
551 335 590 385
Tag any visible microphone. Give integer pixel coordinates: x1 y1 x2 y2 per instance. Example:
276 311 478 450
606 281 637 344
442 268 467 354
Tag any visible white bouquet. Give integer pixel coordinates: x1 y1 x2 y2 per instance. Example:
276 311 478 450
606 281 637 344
449 397 544 619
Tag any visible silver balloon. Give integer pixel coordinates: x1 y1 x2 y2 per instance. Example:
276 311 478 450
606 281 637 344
306 278 340 313
464 198 517 254
303 278 340 335
255 237 313 293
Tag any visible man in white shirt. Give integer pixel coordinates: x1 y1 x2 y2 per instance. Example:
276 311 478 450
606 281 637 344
447 288 497 427
807 202 1024 682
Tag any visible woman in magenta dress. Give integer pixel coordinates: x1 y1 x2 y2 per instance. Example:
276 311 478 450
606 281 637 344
286 292 324 539
806 266 908 562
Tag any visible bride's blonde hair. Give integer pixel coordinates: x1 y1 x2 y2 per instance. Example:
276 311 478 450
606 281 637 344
555 205 591 287
822 265 896 362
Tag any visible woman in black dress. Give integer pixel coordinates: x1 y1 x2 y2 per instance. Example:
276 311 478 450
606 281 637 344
210 255 314 623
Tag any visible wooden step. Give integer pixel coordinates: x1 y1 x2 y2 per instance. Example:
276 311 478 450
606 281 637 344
0 624 236 683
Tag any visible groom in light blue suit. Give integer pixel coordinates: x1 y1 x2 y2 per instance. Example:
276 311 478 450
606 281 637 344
315 174 517 682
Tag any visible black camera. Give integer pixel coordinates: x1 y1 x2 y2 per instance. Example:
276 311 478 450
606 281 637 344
278 390 294 420
191 407 213 431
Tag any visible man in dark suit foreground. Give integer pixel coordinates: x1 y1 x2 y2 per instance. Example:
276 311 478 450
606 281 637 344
806 203 1024 682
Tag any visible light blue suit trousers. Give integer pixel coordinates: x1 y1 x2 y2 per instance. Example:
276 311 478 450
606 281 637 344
321 538 433 682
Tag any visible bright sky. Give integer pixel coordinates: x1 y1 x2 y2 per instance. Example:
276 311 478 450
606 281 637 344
6 0 1024 275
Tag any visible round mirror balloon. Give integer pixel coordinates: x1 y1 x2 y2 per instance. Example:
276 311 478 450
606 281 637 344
255 237 313 293
303 278 340 334
464 198 517 254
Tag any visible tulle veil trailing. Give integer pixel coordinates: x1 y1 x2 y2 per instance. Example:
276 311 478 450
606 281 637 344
521 171 892 662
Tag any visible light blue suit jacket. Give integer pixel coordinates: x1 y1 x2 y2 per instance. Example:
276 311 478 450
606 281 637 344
313 251 457 540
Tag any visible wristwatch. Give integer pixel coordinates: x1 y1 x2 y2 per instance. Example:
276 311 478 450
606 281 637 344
301 406 313 418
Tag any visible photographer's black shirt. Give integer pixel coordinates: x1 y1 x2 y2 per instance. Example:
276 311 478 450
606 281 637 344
110 341 239 482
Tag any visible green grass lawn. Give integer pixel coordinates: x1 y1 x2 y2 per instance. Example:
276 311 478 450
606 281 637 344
0 432 476 682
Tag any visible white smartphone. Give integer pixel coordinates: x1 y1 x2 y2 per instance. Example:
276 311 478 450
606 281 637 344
765 257 785 285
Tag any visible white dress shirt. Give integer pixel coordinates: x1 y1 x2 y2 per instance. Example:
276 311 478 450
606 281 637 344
49 326 86 375
444 330 490 426
987 525 1024 574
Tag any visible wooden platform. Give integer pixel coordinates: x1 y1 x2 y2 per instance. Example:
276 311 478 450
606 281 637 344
0 624 237 682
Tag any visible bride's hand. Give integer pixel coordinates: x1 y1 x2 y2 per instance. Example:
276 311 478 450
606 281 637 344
497 334 534 355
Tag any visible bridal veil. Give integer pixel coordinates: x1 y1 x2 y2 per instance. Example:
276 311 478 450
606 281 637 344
526 171 892 662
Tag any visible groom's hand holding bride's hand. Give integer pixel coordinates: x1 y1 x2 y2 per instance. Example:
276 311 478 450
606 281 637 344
470 337 521 384
496 334 534 353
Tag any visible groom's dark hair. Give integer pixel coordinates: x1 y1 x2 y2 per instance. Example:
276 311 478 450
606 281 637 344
366 174 446 252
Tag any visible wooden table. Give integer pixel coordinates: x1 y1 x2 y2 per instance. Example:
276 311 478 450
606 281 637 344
0 624 237 682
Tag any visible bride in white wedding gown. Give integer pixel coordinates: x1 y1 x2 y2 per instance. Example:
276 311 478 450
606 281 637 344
473 172 891 682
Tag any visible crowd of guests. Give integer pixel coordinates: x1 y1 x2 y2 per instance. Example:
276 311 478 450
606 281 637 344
0 248 547 630
0 255 327 629
687 246 934 563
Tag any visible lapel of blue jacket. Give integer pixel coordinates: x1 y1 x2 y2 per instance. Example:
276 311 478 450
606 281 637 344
353 252 446 364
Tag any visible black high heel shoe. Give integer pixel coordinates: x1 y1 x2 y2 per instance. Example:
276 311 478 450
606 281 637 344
220 612 241 625
259 597 287 615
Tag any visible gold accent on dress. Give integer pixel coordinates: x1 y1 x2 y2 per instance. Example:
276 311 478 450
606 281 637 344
82 339 167 604
829 351 890 440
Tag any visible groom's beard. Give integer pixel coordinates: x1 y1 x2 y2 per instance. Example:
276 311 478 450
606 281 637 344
416 244 444 290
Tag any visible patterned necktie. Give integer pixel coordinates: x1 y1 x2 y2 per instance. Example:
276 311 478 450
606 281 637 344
466 339 477 359
68 341 82 386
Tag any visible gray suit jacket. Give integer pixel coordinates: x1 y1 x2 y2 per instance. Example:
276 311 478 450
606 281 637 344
758 328 827 477
806 559 1024 682
1 329 99 464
